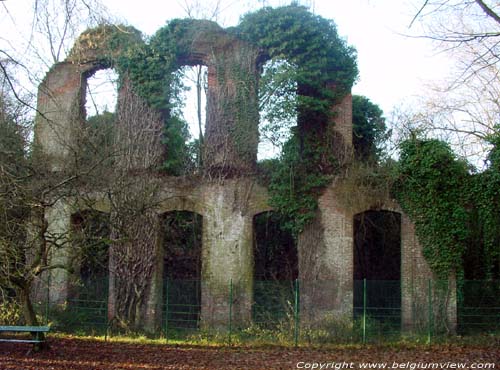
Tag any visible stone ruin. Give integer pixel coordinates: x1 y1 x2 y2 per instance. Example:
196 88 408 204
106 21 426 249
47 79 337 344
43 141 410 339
32 18 457 333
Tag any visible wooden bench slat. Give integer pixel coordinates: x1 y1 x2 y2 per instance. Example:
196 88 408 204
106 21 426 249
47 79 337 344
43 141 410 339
0 325 49 349
0 326 50 332
0 339 43 343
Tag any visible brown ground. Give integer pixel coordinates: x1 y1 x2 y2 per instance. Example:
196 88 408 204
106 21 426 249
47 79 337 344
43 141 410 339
0 338 498 370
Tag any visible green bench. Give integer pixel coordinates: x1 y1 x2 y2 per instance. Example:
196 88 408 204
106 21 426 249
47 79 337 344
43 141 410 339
0 325 50 349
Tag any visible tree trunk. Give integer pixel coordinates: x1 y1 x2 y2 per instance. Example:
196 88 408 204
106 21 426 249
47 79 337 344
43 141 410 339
19 284 48 351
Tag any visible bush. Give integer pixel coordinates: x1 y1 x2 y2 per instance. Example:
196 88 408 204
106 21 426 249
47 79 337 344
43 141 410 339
0 300 22 325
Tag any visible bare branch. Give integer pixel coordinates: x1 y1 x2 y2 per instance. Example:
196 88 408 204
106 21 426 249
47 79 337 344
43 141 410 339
475 0 500 25
409 0 431 28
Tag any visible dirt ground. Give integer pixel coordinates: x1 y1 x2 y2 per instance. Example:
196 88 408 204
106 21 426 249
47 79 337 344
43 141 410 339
0 337 498 370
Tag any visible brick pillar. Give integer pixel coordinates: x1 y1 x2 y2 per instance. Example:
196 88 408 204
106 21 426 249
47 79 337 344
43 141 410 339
203 41 260 176
45 200 73 305
200 180 254 329
401 214 457 333
34 62 86 171
143 215 164 333
331 93 353 147
298 187 353 324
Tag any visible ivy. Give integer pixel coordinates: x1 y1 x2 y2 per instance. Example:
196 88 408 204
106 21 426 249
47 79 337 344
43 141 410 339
237 4 358 113
262 133 332 236
107 23 192 175
395 138 500 279
238 5 358 236
352 95 388 162
467 131 500 279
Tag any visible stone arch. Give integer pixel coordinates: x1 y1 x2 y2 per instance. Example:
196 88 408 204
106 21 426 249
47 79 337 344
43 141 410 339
35 25 142 170
174 20 262 176
34 62 118 171
253 210 298 281
160 209 204 330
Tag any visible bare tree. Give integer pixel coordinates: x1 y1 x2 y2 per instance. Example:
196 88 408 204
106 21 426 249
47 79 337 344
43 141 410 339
177 0 224 167
404 0 500 165
0 0 111 114
0 0 115 333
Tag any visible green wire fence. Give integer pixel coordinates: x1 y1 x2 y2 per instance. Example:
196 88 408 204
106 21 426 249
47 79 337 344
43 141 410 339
1 278 498 345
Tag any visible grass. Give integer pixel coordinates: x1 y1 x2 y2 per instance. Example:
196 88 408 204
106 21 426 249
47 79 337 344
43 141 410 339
47 327 500 350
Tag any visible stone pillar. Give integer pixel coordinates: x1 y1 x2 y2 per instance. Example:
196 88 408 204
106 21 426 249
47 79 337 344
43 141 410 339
34 62 85 171
107 208 161 331
298 187 353 323
200 180 254 329
143 215 164 333
401 214 457 333
45 200 73 305
331 93 353 147
203 40 260 175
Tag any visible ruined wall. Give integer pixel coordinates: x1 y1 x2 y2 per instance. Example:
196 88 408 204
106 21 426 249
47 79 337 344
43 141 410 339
35 62 87 170
33 20 456 334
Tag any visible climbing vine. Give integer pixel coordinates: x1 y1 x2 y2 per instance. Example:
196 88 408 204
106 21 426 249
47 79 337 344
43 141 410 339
467 131 500 279
395 139 470 278
395 137 500 279
70 23 192 175
113 23 191 175
237 5 358 236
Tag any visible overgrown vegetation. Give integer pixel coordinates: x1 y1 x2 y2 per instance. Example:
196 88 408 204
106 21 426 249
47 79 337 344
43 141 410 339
395 137 500 279
2 1 499 336
69 5 499 280
238 5 358 236
72 6 361 236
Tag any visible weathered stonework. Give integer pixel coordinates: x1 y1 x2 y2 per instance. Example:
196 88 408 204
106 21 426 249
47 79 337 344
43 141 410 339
34 20 457 334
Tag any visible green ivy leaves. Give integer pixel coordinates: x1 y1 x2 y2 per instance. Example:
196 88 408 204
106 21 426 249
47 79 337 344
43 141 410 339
395 138 500 279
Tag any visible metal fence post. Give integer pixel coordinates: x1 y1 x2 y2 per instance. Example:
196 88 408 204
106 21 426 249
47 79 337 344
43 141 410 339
363 278 367 344
45 272 50 325
428 279 433 344
228 278 233 344
294 279 299 347
105 283 109 341
165 278 169 343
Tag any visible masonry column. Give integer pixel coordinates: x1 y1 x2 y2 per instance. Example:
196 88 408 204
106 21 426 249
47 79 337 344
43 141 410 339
401 214 457 333
45 199 73 305
34 62 87 171
298 187 353 324
203 40 260 176
200 180 254 329
143 214 164 333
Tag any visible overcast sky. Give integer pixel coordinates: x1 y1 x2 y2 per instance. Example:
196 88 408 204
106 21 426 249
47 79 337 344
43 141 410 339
1 0 454 159
99 0 451 116
1 0 451 115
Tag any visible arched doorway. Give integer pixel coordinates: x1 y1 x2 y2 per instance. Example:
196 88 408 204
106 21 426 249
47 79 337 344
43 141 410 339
161 211 203 330
69 209 110 331
253 211 298 324
353 210 401 332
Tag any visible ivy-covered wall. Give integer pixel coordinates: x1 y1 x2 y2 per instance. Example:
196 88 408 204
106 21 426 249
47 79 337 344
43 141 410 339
34 4 484 334
395 138 500 280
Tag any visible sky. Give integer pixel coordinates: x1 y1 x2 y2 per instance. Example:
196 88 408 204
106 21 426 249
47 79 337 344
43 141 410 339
97 0 451 116
0 0 452 113
0 0 452 157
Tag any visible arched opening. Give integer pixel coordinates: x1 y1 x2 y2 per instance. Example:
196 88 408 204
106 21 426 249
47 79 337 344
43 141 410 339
69 210 110 331
85 68 118 117
179 65 208 170
257 59 297 161
81 68 118 168
252 211 298 324
71 210 110 296
353 210 401 331
162 211 203 330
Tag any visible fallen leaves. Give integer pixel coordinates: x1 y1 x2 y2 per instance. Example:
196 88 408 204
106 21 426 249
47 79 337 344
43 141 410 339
0 338 498 370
